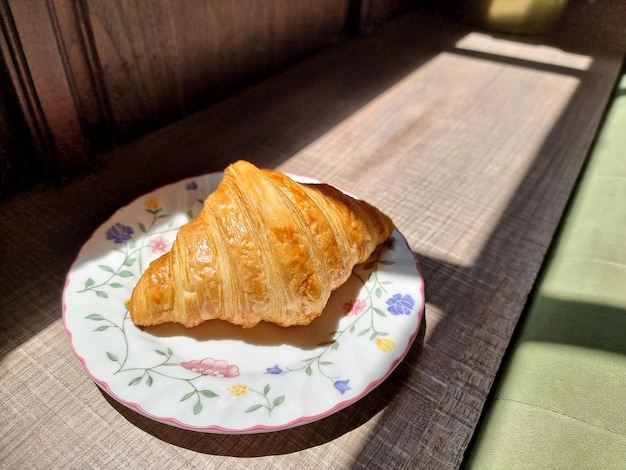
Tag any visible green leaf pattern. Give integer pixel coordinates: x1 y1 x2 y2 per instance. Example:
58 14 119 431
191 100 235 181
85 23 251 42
73 179 418 425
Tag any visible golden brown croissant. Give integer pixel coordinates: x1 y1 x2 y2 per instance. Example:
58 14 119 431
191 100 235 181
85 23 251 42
129 160 394 328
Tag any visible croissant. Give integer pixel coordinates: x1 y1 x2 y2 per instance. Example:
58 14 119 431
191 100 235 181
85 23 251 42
128 160 394 328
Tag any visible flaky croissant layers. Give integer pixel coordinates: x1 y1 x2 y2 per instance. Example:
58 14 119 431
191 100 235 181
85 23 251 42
128 160 394 328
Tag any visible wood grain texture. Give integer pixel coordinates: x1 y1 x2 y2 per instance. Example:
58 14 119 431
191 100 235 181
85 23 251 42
0 0 112 191
87 0 350 142
7 0 92 175
49 0 115 156
370 0 415 26
0 36 42 197
1 2 624 469
0 0 413 191
0 0 60 183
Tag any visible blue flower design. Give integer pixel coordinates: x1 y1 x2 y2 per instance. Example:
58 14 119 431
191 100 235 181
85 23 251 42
386 294 415 316
106 223 134 244
186 181 198 190
265 364 282 374
334 379 351 395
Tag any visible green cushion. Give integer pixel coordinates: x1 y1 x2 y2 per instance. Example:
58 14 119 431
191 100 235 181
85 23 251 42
468 400 626 469
495 337 626 435
464 73 626 468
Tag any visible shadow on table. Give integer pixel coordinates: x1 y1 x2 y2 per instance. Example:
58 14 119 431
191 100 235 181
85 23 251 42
0 1 461 361
1 0 622 466
102 318 426 456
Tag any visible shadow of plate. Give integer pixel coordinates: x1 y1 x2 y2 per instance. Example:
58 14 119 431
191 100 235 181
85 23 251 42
100 316 426 456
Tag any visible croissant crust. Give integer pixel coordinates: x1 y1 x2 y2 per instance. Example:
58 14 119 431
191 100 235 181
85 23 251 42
129 160 394 328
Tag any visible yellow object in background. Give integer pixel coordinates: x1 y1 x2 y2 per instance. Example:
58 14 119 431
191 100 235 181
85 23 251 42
463 0 568 34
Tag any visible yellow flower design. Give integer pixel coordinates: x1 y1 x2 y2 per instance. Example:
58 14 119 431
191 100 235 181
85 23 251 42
227 384 248 396
144 196 160 210
376 337 396 353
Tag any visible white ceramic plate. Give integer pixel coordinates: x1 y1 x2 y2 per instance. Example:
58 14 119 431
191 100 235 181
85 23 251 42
63 172 425 433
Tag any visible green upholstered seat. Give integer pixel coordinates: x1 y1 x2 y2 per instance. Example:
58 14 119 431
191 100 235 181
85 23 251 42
464 72 626 469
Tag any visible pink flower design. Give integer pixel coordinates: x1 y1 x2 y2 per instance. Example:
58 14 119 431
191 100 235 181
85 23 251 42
343 298 367 317
180 358 240 378
149 236 171 254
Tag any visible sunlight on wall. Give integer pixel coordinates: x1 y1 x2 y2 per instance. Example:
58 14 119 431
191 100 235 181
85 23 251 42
471 0 569 34
455 32 593 71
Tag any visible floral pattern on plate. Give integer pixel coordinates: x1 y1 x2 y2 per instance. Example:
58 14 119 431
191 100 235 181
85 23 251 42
63 172 425 433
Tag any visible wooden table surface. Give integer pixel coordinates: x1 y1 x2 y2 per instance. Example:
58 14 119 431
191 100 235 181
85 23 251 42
2 2 624 469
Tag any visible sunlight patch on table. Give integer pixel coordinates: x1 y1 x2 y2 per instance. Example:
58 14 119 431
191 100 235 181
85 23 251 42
281 34 585 267
454 32 593 73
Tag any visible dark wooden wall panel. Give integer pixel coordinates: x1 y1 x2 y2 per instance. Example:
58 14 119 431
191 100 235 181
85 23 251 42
371 0 416 25
87 0 351 143
50 0 114 156
8 0 91 174
0 52 41 197
1 0 419 198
